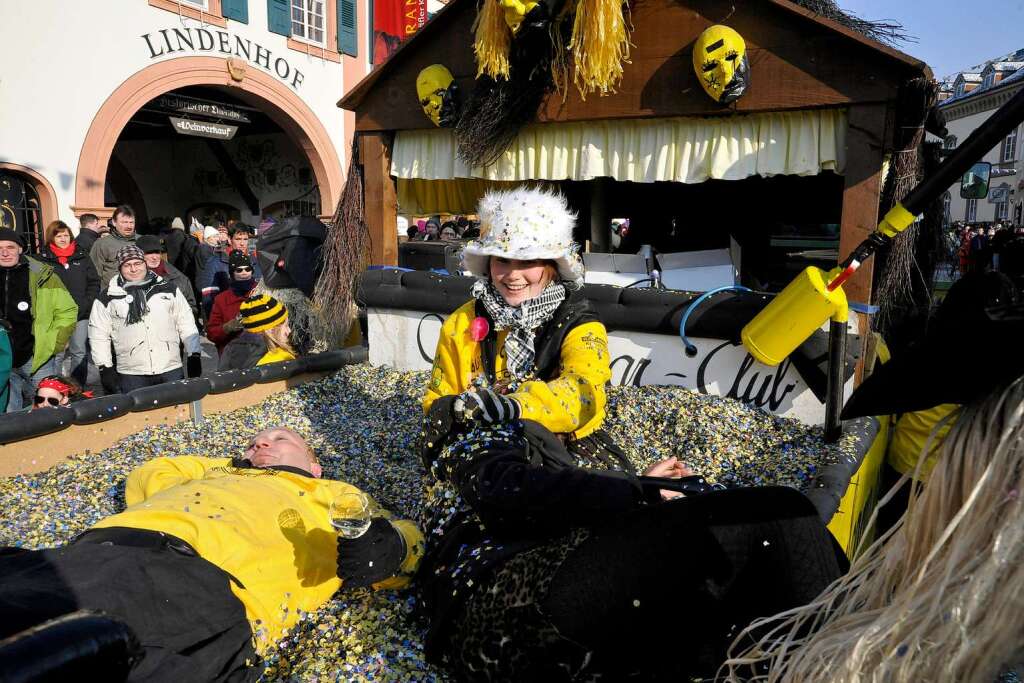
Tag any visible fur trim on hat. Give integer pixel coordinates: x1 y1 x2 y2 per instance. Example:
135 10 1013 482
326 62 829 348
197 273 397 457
460 187 584 284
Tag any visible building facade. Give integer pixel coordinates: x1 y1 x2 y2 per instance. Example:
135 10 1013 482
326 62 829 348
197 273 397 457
0 0 377 243
939 53 1024 226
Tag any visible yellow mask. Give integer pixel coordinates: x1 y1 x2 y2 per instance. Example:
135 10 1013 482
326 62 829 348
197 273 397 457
693 25 750 104
500 0 539 33
416 65 456 127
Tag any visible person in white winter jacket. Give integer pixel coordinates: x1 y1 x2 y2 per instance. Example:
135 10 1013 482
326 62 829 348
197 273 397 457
89 245 202 394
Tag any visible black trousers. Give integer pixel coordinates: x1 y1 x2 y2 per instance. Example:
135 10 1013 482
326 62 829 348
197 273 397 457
0 528 257 683
448 487 846 683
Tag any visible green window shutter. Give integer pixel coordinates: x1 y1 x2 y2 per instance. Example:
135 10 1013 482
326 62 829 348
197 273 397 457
267 0 290 36
338 0 357 57
223 0 249 23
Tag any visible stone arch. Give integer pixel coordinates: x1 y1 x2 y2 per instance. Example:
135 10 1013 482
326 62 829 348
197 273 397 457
74 56 342 219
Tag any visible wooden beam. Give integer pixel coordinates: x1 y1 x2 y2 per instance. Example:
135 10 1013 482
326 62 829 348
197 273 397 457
838 103 888 307
838 103 888 384
360 133 398 266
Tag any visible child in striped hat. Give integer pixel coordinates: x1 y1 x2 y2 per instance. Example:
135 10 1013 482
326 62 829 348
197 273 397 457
238 293 295 366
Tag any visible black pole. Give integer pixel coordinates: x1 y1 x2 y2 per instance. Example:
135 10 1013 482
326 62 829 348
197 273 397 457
901 86 1024 215
824 319 847 443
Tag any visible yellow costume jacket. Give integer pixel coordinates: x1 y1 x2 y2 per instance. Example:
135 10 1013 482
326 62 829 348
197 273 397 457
422 298 611 439
93 456 424 653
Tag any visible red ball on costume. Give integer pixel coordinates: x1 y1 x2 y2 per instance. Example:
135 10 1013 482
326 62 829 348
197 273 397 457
470 317 490 342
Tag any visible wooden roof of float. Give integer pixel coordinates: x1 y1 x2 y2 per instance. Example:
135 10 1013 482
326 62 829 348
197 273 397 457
339 0 930 134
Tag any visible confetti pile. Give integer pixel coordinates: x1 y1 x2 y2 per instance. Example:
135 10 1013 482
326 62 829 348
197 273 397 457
0 364 865 681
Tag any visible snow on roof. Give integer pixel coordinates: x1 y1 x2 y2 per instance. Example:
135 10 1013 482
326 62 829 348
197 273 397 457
987 61 1024 71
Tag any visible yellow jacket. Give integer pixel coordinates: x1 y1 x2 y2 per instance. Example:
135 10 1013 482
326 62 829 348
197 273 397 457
422 299 611 439
258 346 296 366
93 457 424 654
888 403 960 480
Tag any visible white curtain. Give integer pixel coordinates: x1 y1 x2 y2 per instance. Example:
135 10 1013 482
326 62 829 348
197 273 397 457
391 109 847 184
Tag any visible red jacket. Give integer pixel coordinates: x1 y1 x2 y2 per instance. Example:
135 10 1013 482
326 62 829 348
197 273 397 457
206 286 251 353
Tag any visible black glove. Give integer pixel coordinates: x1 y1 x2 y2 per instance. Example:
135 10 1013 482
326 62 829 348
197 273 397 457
461 388 521 424
336 518 407 589
99 366 119 395
186 353 203 378
222 316 244 334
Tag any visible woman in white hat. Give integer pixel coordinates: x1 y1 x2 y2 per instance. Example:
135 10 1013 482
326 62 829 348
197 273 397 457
416 188 843 681
422 186 625 455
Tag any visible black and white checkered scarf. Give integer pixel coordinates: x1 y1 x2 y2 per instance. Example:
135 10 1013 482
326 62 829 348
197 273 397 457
472 279 567 381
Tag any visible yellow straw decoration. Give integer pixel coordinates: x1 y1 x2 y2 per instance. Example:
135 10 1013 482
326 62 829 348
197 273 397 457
473 0 512 80
570 0 632 99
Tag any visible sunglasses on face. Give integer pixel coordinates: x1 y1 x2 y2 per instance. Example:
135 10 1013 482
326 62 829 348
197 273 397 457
233 267 253 273
34 395 62 406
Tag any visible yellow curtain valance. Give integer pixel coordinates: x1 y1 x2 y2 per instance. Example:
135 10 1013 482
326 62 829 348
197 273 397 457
391 109 848 184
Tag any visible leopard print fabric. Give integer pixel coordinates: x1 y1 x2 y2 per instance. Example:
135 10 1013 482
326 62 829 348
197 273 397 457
442 529 600 683
422 423 635 682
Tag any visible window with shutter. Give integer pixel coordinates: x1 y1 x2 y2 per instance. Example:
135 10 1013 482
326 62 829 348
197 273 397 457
223 0 248 22
290 0 326 45
267 0 291 35
338 0 357 57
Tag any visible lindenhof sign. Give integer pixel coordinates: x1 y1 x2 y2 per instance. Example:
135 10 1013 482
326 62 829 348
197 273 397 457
142 27 306 90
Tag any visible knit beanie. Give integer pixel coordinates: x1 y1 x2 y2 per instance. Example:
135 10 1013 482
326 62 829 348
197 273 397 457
170 217 186 231
0 228 25 248
228 250 253 272
239 294 288 333
116 245 146 268
204 226 221 241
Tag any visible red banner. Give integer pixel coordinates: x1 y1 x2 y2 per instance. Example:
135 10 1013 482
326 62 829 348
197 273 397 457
373 0 427 66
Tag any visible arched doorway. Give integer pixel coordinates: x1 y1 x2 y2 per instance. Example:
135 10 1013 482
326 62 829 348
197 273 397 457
74 56 342 222
0 163 59 253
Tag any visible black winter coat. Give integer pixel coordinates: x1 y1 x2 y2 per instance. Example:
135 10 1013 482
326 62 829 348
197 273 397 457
75 229 101 254
37 244 100 321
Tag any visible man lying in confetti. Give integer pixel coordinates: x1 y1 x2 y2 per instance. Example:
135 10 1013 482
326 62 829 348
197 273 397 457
0 426 424 682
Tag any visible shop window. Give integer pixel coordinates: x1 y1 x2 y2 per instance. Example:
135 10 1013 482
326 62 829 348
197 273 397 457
965 198 977 222
291 0 325 45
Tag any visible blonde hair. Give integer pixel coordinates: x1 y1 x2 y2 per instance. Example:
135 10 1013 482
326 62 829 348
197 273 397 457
721 376 1024 682
263 320 296 358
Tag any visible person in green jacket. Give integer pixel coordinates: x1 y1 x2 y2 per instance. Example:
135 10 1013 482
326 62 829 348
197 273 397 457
0 327 11 411
0 229 78 412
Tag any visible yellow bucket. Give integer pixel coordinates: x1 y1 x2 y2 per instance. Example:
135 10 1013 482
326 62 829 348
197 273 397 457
741 266 849 367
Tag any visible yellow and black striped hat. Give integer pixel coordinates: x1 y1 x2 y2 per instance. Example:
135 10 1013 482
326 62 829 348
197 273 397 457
239 294 288 333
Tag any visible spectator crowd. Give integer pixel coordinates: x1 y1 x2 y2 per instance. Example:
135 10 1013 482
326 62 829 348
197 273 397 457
0 205 306 412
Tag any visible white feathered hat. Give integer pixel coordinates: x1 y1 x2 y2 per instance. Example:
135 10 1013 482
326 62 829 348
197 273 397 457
460 187 584 284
